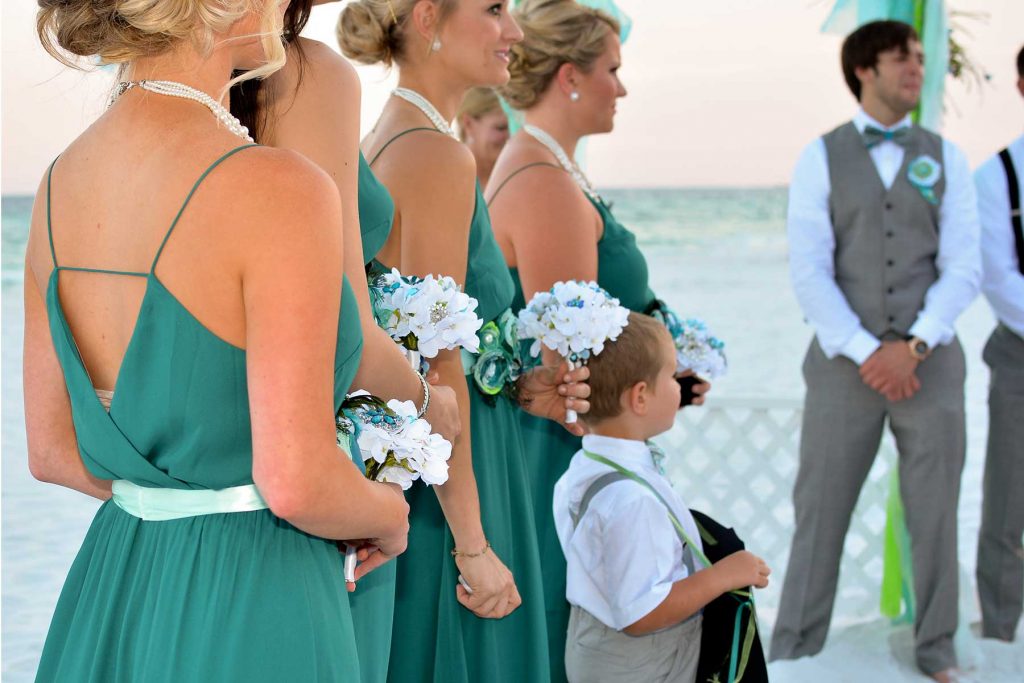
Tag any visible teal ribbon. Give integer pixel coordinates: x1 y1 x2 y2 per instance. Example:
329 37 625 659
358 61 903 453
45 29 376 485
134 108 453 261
862 125 910 148
111 480 269 521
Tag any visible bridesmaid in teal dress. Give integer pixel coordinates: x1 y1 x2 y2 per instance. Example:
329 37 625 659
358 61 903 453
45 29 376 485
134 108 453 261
230 6 461 680
487 3 708 680
338 1 591 681
27 3 409 680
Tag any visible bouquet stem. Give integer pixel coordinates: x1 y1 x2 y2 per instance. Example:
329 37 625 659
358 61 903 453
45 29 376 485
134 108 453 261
565 358 579 424
344 545 357 583
405 349 421 371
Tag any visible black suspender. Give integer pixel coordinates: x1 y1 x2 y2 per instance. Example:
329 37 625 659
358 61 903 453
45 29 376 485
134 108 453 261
997 148 1024 276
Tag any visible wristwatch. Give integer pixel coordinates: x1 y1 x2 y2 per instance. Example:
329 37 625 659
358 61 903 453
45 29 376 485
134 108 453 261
907 336 931 361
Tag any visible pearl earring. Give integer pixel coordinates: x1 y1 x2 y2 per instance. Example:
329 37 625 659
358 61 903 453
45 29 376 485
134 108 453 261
431 37 442 52
570 91 580 102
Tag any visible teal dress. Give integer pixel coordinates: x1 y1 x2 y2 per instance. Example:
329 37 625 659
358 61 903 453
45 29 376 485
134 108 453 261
371 130 549 683
505 180 657 682
348 152 398 683
35 146 366 682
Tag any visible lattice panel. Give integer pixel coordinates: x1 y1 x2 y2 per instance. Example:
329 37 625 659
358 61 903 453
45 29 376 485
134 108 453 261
659 397 898 625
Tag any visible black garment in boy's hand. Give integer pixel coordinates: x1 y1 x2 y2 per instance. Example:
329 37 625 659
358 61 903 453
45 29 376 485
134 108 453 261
690 510 769 683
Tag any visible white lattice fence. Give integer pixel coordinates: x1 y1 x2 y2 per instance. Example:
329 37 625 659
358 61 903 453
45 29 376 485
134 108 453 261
659 396 899 627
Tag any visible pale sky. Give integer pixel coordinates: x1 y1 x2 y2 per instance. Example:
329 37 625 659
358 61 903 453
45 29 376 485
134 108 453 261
3 1 1023 194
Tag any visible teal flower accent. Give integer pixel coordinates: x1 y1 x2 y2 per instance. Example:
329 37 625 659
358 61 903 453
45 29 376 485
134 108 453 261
907 154 942 206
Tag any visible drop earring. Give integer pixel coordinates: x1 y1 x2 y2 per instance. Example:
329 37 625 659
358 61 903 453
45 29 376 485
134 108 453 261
570 91 580 102
432 37 442 52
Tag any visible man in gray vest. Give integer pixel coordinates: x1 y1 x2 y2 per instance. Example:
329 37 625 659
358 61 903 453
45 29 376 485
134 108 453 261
973 44 1024 643
769 20 981 681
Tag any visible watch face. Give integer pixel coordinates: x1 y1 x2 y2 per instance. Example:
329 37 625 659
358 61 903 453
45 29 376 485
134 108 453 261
914 341 929 356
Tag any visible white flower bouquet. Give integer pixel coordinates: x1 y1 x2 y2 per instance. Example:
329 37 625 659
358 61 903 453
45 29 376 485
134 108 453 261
370 268 483 371
336 390 452 581
517 280 630 422
649 302 727 379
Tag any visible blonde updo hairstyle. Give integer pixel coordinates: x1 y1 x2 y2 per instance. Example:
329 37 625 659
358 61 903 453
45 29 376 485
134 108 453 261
456 87 502 142
501 0 619 110
338 0 455 67
37 0 286 86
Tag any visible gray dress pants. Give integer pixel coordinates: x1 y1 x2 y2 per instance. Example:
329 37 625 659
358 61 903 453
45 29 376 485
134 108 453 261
977 324 1024 641
564 605 701 683
769 337 966 675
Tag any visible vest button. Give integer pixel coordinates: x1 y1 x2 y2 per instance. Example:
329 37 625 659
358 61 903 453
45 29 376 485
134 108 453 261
886 230 895 238
887 259 894 267
888 316 895 323
888 287 894 294
885 202 894 210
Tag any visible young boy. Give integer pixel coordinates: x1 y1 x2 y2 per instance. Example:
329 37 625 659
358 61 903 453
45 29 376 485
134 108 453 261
553 313 770 683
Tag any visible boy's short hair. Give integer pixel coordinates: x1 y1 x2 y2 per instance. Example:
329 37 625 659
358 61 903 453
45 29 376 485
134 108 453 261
582 313 671 424
841 20 919 101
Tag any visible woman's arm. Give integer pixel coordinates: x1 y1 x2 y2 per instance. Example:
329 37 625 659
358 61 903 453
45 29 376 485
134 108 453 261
239 149 407 550
268 40 460 441
22 178 112 500
379 130 518 618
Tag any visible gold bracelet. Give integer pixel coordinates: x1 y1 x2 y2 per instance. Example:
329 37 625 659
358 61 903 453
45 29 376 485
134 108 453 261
451 541 491 559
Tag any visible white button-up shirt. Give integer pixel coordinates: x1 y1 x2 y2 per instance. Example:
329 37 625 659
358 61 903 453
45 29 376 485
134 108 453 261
552 434 703 631
975 134 1024 338
787 108 981 364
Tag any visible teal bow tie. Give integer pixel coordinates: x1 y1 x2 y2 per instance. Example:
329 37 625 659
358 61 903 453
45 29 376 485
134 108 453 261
862 125 910 149
646 440 668 476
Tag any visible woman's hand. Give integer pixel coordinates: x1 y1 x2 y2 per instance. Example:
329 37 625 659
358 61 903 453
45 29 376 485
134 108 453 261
517 362 591 436
342 483 409 590
454 547 521 619
423 371 461 443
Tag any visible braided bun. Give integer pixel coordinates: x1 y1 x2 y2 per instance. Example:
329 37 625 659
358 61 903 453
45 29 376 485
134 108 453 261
37 0 284 83
501 0 618 110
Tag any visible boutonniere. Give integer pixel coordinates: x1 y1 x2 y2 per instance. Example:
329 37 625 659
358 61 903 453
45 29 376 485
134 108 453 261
907 154 942 205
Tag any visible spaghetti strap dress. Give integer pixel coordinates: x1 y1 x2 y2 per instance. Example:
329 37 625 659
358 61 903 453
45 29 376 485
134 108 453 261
348 151 399 683
369 130 550 683
494 167 657 682
35 145 365 682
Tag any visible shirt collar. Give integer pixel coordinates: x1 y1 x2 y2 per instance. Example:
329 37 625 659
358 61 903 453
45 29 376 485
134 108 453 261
853 107 912 134
581 434 656 470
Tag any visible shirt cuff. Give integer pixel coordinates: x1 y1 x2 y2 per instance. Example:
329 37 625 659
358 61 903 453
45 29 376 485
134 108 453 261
908 315 948 349
611 582 672 631
840 329 881 366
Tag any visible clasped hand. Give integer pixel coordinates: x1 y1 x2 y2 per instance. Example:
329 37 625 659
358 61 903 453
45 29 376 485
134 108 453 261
455 549 522 619
859 340 920 402
517 361 592 437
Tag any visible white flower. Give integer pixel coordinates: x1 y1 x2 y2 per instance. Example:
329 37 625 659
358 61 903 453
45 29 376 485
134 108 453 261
518 281 629 362
370 269 483 358
338 391 453 491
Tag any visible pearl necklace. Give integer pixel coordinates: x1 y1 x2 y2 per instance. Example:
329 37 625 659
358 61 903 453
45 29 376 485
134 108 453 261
523 123 600 202
392 87 458 140
111 80 253 143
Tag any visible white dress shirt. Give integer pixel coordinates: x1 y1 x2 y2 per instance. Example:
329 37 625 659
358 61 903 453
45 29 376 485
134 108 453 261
787 108 981 364
975 134 1024 338
552 434 703 631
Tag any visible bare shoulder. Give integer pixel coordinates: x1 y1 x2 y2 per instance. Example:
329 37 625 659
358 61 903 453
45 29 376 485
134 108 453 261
382 130 476 195
212 146 341 243
295 38 360 94
488 133 577 206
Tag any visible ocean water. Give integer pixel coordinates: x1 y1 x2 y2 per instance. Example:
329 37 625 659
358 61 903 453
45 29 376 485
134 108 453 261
2 188 1016 681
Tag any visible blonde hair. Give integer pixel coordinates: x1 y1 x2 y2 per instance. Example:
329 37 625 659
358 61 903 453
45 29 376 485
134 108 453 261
501 0 619 110
582 313 671 425
337 0 454 66
37 0 286 86
456 87 503 141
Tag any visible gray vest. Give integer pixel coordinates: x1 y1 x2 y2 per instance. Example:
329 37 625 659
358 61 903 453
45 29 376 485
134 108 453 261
823 122 945 337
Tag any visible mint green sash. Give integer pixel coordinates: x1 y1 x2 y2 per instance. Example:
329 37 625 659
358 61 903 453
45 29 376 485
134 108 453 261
112 480 268 521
